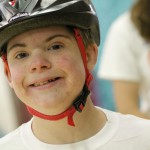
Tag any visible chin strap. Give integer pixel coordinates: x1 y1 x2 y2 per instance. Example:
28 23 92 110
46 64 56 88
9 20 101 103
27 84 90 126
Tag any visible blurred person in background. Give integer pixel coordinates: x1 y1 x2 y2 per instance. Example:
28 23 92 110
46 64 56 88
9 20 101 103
98 0 150 119
92 0 134 110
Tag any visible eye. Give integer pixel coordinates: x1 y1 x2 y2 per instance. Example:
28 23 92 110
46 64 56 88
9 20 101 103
15 52 29 59
48 44 63 51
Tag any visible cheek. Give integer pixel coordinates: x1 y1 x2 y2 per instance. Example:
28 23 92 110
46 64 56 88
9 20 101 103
9 64 25 87
56 54 85 78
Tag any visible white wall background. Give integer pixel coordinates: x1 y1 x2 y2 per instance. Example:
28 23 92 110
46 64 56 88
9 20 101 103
0 59 19 134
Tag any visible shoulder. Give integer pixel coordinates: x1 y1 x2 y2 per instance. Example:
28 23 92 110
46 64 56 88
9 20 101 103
0 123 28 150
110 12 133 31
117 113 150 131
98 108 150 149
0 128 20 149
101 11 144 61
105 108 150 131
106 109 150 142
108 11 140 41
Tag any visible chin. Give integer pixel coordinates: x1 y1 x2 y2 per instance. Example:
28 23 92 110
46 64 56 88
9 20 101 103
32 96 64 109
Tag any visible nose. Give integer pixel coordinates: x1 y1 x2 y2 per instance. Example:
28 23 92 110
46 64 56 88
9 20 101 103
29 54 51 73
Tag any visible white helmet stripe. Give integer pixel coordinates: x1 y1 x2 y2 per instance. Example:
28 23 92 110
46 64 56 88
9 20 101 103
41 0 57 9
31 0 83 16
19 0 38 12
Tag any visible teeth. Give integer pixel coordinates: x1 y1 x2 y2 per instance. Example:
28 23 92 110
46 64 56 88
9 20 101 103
33 78 58 87
34 80 49 87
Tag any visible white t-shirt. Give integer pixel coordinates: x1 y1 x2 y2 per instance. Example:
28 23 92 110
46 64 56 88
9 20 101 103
0 107 150 150
98 12 150 115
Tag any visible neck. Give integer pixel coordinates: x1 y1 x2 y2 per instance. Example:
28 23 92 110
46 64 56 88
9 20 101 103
31 98 107 144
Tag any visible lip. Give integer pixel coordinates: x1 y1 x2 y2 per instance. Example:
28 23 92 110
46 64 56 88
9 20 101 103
28 76 62 88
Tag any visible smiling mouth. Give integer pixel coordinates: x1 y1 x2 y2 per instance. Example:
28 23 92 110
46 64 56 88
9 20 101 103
31 77 60 87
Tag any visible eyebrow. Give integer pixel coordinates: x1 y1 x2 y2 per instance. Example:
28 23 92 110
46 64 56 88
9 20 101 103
45 34 71 42
8 43 26 52
8 34 71 51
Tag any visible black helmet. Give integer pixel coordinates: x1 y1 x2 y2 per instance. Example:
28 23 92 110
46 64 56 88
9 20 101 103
0 0 100 56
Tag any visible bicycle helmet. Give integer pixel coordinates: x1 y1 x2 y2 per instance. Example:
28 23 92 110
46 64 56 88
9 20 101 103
0 0 100 126
0 0 100 55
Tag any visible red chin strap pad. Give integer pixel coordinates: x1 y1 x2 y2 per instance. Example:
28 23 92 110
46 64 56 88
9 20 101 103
27 104 84 126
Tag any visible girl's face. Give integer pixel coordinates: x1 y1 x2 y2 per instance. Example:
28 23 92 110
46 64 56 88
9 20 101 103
5 26 97 115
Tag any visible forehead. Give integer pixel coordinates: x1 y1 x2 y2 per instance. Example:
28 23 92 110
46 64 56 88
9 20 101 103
7 25 74 47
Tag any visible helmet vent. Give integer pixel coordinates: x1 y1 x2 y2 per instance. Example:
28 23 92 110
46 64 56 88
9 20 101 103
40 0 57 9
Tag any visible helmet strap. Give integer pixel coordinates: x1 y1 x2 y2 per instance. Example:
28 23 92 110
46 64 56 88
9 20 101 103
2 55 10 73
74 28 93 86
27 84 90 126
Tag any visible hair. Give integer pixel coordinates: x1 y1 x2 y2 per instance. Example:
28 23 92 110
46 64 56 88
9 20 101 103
79 28 95 48
67 26 95 48
131 0 150 41
1 43 7 57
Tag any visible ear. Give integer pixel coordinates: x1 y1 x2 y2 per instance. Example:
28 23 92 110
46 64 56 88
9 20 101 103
4 62 13 88
86 43 98 71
